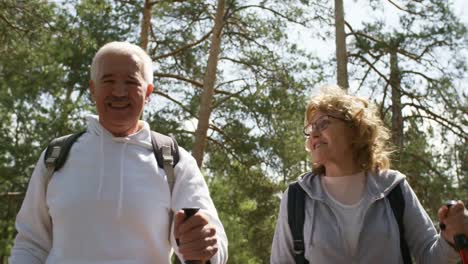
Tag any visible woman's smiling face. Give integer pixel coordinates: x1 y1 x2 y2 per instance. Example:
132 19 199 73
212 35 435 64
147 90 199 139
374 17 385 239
306 111 356 168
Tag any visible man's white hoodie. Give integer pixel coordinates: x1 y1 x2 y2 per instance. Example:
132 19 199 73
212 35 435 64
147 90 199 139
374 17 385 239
9 115 228 264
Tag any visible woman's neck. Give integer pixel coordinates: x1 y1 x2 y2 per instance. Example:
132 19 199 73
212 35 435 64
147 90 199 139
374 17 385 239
324 162 361 177
321 171 366 205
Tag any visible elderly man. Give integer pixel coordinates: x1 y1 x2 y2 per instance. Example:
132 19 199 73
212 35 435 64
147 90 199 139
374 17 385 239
9 42 228 264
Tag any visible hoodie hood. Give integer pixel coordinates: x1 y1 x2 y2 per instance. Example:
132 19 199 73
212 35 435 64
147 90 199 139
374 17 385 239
298 169 406 201
86 114 153 148
296 169 406 249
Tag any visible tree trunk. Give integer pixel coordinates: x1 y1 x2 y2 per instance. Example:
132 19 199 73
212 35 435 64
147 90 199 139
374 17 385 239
192 0 226 167
390 50 403 153
334 0 349 89
140 0 152 50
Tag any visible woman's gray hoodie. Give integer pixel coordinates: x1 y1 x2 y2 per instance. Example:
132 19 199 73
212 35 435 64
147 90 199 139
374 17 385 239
271 170 459 264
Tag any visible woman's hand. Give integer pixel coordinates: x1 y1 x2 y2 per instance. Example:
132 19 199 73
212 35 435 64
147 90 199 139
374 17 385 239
438 200 468 245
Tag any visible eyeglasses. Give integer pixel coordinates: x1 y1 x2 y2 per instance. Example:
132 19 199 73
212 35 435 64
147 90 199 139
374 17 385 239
303 115 349 137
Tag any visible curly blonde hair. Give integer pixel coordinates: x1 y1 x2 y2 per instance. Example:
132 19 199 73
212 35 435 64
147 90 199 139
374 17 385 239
305 85 393 175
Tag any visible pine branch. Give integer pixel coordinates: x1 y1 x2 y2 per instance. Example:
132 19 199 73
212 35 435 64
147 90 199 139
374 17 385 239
345 22 383 44
400 70 437 82
216 78 245 88
380 82 390 120
154 73 203 88
228 5 309 26
386 0 425 17
0 13 25 32
213 85 250 108
403 103 467 139
153 90 196 118
397 40 448 61
154 30 213 60
356 55 383 92
348 53 390 83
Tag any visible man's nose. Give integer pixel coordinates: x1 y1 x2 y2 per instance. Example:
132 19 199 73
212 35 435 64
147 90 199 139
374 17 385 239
111 82 128 96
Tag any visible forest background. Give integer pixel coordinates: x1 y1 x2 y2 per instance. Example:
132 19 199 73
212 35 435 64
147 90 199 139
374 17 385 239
0 0 467 263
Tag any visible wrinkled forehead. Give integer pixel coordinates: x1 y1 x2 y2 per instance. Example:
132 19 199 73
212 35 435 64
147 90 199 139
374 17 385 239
97 52 144 78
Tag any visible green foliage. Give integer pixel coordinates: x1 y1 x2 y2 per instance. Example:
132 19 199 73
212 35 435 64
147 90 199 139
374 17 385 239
207 136 284 263
0 0 466 263
394 119 460 219
347 0 467 216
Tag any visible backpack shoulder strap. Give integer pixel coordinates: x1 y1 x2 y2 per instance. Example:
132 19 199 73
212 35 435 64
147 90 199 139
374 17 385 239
287 181 309 264
43 131 85 196
150 131 180 243
387 181 412 264
44 131 85 175
150 131 180 195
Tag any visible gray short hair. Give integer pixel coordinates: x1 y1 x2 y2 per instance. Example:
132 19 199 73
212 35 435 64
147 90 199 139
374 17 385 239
90 41 153 85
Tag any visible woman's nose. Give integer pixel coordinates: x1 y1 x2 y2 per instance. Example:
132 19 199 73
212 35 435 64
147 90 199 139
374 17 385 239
310 127 320 138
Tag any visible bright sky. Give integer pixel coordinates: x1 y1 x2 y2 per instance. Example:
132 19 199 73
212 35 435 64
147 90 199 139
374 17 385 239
286 0 468 120
294 0 468 73
298 0 468 54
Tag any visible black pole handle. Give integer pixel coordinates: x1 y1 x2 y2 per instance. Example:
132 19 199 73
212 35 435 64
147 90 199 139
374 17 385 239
439 200 457 230
182 208 202 264
183 208 200 219
438 200 468 264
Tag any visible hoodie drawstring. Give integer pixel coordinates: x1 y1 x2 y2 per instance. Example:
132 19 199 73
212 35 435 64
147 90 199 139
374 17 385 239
117 142 128 218
309 200 316 246
97 130 104 200
87 113 153 219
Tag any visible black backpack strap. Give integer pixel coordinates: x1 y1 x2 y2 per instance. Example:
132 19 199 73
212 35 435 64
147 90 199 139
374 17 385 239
43 131 85 195
287 182 309 264
387 182 412 264
44 131 86 172
150 131 180 169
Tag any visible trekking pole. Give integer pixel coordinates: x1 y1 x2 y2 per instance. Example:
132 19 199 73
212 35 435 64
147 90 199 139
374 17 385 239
457 238 468 264
439 201 468 264
182 208 202 264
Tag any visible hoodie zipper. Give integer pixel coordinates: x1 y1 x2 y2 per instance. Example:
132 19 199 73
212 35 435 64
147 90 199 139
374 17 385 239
299 180 347 258
353 195 383 258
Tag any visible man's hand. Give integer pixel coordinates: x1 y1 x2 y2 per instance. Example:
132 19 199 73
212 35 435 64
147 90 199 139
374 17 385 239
174 210 218 262
438 200 468 244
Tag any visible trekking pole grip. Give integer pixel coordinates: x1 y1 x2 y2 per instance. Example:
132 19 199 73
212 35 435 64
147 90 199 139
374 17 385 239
182 208 202 264
438 200 468 264
439 200 457 231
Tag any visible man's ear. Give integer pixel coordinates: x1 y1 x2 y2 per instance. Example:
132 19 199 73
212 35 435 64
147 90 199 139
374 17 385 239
146 83 154 98
89 80 96 102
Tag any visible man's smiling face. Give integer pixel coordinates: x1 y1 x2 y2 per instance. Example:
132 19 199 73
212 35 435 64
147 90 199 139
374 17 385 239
89 53 153 137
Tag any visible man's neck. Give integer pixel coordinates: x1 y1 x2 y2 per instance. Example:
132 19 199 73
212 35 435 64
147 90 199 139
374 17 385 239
103 121 144 137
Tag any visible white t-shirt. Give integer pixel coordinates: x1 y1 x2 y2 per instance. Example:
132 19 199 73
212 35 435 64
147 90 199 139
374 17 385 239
321 172 371 256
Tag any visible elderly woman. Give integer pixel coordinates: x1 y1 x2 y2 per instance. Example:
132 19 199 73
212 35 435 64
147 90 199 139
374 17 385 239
270 85 468 263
